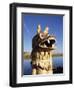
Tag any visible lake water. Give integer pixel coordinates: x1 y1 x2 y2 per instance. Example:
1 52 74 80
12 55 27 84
23 57 63 75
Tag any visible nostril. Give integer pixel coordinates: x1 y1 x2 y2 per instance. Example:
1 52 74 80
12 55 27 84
50 40 55 44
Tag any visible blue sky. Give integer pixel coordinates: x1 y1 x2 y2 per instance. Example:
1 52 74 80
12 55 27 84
22 13 63 53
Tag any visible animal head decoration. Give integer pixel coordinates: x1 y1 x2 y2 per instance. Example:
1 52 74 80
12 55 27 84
32 24 56 51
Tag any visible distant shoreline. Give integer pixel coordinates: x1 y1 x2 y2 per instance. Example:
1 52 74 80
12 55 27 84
23 52 63 60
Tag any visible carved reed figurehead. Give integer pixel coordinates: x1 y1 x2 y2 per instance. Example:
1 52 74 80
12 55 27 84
31 24 56 75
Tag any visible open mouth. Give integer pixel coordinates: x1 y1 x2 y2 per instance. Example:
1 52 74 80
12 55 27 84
39 36 56 49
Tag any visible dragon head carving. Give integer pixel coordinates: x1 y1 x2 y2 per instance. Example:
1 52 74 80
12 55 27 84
32 24 56 51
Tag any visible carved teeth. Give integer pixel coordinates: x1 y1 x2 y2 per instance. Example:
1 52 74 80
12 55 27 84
47 40 50 44
52 44 54 47
41 52 44 56
44 44 47 47
45 52 48 56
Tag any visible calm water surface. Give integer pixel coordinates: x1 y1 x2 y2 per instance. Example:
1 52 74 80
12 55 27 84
23 57 63 75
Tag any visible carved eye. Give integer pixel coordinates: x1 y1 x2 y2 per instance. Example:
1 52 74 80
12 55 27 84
40 33 44 39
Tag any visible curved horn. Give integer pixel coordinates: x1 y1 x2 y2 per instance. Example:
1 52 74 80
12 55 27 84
37 24 41 34
44 26 49 35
